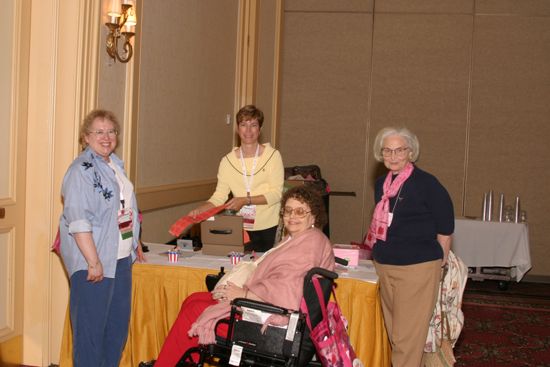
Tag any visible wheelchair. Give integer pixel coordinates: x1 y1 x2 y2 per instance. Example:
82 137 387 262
176 267 338 367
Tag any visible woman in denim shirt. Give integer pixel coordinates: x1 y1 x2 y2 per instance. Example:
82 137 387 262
59 109 142 367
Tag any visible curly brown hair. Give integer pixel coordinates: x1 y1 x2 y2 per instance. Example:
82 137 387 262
281 185 327 229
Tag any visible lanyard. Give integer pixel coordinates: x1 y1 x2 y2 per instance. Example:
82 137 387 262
239 144 260 195
109 160 125 209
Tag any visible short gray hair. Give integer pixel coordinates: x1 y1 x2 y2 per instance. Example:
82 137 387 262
373 127 420 162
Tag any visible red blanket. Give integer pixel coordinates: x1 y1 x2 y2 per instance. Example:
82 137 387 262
168 204 227 237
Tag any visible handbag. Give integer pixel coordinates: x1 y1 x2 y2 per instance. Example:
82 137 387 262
422 258 464 367
301 277 358 367
423 313 456 367
206 267 226 292
51 227 61 255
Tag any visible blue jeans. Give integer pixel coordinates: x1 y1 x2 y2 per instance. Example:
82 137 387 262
70 256 132 367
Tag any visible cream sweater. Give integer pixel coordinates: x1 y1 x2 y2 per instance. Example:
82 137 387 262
208 143 284 231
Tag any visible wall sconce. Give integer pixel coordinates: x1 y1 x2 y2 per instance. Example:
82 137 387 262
105 0 137 63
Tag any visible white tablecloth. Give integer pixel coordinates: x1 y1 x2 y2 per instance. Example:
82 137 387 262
452 219 531 280
143 242 379 283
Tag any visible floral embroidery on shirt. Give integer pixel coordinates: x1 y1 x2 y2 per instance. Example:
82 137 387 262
81 161 93 170
102 187 114 201
83 158 113 202
92 171 114 201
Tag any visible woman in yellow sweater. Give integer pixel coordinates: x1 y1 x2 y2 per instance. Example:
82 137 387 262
189 105 284 252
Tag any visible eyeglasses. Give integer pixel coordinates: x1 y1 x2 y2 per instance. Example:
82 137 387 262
281 207 311 218
88 129 118 138
381 146 409 157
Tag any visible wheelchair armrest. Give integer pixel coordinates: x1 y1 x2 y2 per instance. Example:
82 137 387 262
214 318 232 345
215 317 230 331
305 267 339 283
232 298 290 315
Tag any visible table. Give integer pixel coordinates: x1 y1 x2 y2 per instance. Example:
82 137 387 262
59 244 391 367
452 219 532 281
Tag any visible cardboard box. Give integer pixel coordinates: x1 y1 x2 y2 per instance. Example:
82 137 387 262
333 244 371 267
201 215 244 256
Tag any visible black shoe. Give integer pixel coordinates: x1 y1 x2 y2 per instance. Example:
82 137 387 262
138 360 156 367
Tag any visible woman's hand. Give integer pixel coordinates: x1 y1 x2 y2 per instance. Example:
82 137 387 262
211 286 226 301
73 232 104 282
438 234 452 267
188 202 215 218
136 243 147 263
211 281 247 302
225 197 248 212
87 260 104 283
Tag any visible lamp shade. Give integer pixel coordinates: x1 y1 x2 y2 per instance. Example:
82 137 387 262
126 7 137 26
107 0 122 17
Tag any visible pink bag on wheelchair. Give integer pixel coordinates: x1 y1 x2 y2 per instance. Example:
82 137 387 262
301 277 358 367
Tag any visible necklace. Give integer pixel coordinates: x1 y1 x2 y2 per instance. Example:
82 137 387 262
388 183 404 227
240 143 260 158
391 183 404 213
239 143 260 196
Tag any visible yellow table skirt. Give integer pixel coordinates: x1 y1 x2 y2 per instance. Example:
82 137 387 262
59 263 390 367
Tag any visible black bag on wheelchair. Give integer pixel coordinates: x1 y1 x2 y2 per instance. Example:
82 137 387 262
206 267 226 292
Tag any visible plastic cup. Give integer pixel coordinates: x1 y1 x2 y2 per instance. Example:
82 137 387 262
168 250 179 263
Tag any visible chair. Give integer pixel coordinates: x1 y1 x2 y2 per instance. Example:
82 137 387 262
177 267 338 367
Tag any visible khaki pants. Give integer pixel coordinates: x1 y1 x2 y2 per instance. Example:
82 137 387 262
374 260 442 367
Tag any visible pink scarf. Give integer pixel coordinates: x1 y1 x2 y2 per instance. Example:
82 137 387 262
364 162 414 249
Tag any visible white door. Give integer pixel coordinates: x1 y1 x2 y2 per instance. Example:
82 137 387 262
0 0 27 345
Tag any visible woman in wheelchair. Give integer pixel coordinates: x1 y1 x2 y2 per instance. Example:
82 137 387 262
142 186 335 367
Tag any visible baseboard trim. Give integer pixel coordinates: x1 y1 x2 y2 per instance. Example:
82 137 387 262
522 274 550 284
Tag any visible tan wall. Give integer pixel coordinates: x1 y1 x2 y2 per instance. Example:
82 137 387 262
133 0 240 243
134 1 284 244
3 1 548 365
98 0 550 276
255 0 282 144
278 1 550 277
141 203 197 244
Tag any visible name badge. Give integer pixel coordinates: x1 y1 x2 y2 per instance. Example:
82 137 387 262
118 208 134 240
238 205 256 230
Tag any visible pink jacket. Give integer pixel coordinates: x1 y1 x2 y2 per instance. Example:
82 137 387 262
189 227 335 344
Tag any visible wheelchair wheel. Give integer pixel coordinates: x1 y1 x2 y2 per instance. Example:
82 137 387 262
176 346 202 367
498 280 510 291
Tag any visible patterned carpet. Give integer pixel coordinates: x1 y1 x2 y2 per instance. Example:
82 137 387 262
454 280 550 367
